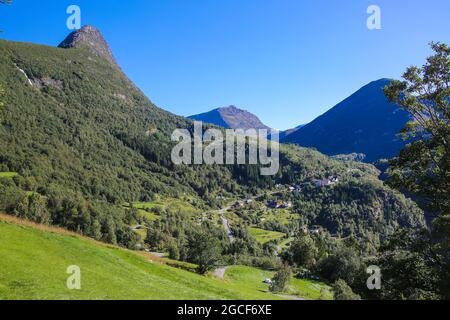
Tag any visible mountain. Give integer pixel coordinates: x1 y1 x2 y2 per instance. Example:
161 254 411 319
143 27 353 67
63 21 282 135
189 105 271 131
0 28 424 250
279 124 306 140
281 79 411 162
58 25 118 67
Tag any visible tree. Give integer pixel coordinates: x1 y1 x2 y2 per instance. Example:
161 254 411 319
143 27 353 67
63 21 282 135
332 279 361 300
384 42 449 217
104 218 117 245
91 219 102 241
377 237 441 300
382 42 450 300
187 230 222 274
13 193 51 224
285 233 318 269
270 264 292 293
317 245 365 288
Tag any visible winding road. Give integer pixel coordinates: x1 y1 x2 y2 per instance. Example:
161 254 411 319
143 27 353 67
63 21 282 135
219 205 234 242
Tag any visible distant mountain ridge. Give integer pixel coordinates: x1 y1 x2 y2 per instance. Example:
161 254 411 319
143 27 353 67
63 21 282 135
281 79 411 162
279 124 306 140
189 106 271 131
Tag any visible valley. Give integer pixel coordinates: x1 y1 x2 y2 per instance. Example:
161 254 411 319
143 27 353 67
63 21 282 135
0 23 447 301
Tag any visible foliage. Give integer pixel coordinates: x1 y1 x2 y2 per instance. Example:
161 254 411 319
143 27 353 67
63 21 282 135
332 279 361 300
283 233 318 269
373 227 448 300
145 210 226 273
187 229 222 274
317 244 366 289
380 42 450 300
385 42 450 217
270 264 292 292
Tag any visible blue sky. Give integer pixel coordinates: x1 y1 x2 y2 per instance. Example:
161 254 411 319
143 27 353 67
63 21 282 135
1 0 449 130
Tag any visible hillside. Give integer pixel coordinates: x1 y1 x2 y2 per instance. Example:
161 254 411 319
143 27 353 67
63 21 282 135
0 214 332 300
189 105 271 131
281 79 411 162
0 28 425 251
279 124 306 140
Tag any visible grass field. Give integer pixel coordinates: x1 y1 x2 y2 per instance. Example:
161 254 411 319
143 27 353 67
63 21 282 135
0 215 305 300
248 227 286 244
0 214 333 300
289 278 334 300
135 209 159 222
123 196 203 223
225 266 333 300
0 172 18 179
259 208 299 226
127 196 202 216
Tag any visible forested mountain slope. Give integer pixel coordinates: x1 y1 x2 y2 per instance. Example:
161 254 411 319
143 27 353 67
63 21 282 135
0 29 424 248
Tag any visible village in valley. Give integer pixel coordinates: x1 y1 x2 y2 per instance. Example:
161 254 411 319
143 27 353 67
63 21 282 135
221 175 341 247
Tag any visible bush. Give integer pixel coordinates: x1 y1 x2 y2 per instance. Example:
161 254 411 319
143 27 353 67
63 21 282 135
188 230 222 274
270 264 292 292
332 279 361 300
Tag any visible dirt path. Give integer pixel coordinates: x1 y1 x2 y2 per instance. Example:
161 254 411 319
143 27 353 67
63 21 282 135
275 294 305 301
219 206 234 242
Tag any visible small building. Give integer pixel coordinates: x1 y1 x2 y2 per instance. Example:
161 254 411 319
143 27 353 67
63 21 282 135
313 176 338 187
314 179 332 187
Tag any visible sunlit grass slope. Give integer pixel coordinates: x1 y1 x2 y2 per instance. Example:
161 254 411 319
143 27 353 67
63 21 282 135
0 216 278 300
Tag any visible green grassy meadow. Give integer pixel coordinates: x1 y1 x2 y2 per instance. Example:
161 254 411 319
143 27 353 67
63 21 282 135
248 227 286 244
0 217 332 300
225 266 333 300
0 172 18 179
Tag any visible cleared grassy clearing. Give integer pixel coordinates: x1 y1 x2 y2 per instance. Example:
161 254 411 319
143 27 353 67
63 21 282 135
248 227 286 244
0 172 18 179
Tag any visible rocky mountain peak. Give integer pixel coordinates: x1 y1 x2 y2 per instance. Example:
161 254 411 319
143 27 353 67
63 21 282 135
189 105 271 131
58 25 118 66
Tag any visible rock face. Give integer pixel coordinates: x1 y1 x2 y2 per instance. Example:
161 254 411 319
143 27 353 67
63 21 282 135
58 25 118 66
189 105 271 131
